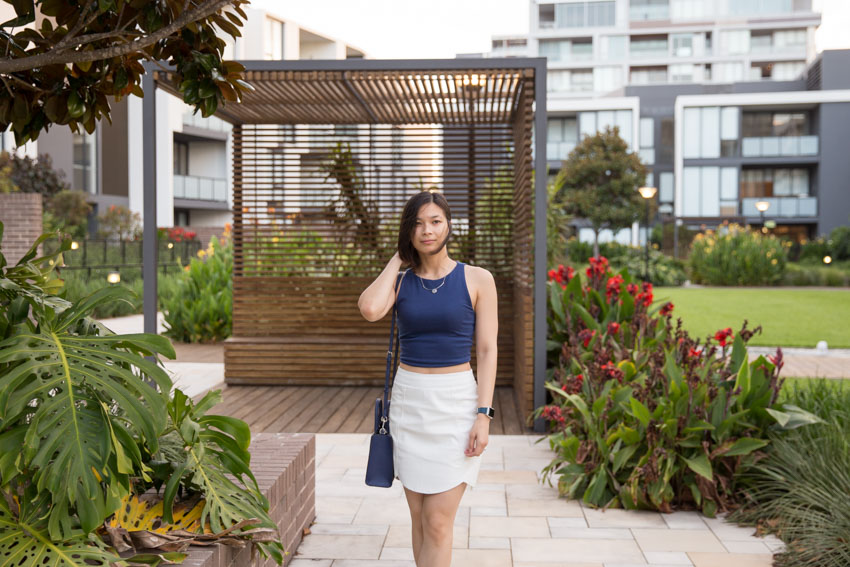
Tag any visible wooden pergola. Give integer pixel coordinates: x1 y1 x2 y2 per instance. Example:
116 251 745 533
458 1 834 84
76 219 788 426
144 59 548 422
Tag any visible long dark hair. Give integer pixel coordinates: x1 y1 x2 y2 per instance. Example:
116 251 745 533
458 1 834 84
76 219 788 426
397 190 452 270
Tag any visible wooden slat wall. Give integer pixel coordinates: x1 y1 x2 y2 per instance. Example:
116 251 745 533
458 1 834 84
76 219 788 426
224 68 538 420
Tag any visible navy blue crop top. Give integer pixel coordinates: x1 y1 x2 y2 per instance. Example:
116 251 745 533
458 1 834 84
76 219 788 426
396 262 475 367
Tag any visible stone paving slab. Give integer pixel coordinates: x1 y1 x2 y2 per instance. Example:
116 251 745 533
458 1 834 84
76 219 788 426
292 433 784 566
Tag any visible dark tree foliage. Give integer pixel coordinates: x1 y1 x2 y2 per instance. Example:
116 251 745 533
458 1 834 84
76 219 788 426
555 126 649 257
0 0 252 145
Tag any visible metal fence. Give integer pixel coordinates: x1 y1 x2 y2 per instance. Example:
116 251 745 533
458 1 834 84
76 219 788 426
45 238 203 277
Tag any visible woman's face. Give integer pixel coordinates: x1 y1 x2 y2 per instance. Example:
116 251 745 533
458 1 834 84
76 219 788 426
412 202 449 256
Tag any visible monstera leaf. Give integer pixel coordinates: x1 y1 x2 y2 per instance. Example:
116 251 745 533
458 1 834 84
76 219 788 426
0 286 175 539
0 493 120 566
160 390 284 564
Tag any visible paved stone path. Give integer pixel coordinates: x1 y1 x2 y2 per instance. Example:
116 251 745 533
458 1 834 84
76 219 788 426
290 434 782 567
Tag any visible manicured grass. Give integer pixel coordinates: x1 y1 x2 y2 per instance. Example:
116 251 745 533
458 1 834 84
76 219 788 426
654 287 850 348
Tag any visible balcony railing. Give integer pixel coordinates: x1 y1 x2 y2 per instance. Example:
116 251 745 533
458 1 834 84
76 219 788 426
741 136 818 157
174 174 227 202
741 197 818 218
182 111 232 132
630 5 669 21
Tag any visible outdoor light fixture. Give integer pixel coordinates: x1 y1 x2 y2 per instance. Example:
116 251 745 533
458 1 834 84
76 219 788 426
755 200 770 231
638 187 657 282
107 271 121 284
70 241 79 250
167 242 174 249
824 255 833 264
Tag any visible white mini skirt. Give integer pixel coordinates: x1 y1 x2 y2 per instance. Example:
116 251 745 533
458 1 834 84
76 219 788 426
390 367 482 494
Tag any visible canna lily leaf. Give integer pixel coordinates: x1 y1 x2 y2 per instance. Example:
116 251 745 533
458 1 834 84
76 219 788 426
718 437 769 457
766 404 825 430
682 453 713 481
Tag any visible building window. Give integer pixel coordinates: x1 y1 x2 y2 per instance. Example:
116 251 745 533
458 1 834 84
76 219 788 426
720 107 739 157
73 131 97 195
174 141 189 176
729 0 795 16
713 62 744 83
683 106 722 159
659 118 674 163
547 117 579 160
593 66 623 93
547 69 594 93
539 38 593 62
553 1 615 28
671 33 694 57
264 17 283 60
539 3 555 28
669 63 695 83
774 29 806 49
682 166 720 216
671 0 708 20
639 117 655 165
630 66 667 85
630 35 668 58
576 110 633 145
740 168 809 198
659 171 674 203
630 0 669 21
719 30 750 55
742 111 810 137
601 35 626 59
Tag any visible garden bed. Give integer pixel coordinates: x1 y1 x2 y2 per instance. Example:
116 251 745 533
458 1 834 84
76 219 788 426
181 433 315 567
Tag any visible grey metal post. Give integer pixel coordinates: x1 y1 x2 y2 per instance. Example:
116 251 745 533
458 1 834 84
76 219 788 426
142 67 158 335
533 60 548 433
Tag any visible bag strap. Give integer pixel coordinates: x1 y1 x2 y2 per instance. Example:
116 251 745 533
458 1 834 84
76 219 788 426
381 269 408 421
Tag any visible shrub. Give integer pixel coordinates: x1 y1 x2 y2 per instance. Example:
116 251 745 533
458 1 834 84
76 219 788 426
782 262 850 287
59 268 182 319
565 240 687 286
731 379 850 567
44 189 91 238
536 257 821 516
97 204 142 241
0 151 69 196
163 235 232 342
688 224 789 286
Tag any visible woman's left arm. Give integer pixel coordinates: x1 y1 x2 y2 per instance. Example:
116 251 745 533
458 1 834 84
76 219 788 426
465 267 498 458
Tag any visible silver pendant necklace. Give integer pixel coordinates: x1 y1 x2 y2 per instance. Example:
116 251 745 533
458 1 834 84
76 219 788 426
418 262 453 294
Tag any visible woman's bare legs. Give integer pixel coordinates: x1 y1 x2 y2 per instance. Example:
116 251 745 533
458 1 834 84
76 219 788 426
404 483 467 567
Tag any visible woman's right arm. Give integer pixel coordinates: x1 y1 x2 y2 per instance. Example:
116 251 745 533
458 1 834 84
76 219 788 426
358 252 404 322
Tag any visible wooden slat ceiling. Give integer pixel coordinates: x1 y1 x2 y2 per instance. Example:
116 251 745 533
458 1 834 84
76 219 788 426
155 68 529 125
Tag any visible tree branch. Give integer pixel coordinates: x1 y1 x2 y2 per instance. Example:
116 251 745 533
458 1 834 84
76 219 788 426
0 0 234 74
51 0 99 53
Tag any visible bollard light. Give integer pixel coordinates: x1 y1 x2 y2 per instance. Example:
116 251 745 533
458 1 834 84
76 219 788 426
167 242 174 249
70 241 79 250
823 255 833 264
107 271 121 284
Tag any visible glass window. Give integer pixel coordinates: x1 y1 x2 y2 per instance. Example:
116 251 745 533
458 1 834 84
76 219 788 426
683 108 700 158
672 33 694 57
721 167 738 200
615 110 633 145
559 3 585 27
792 168 809 195
774 29 806 48
640 117 654 148
598 111 615 131
579 112 597 138
603 35 627 59
594 66 623 93
630 66 667 84
660 172 674 202
539 3 555 28
264 18 283 60
73 131 97 195
683 167 701 216
774 169 792 196
630 0 670 21
571 70 594 92
671 0 707 20
720 107 739 140
701 167 720 216
572 39 593 59
713 62 744 82
630 36 669 57
587 1 616 26
669 63 694 82
659 118 674 163
700 107 720 159
773 61 805 80
720 30 750 55
174 142 189 175
539 39 571 62
750 32 772 53
548 70 571 92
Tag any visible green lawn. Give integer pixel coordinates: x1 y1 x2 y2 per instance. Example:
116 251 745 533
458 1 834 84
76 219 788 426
654 287 850 348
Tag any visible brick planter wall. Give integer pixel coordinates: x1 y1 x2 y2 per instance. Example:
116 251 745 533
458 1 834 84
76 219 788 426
0 193 42 265
182 433 316 567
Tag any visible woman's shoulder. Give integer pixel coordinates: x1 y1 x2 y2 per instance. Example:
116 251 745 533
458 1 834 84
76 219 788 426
462 264 495 287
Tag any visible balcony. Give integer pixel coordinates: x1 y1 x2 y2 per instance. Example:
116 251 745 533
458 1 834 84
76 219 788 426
741 136 818 158
741 197 817 218
182 111 232 133
630 5 669 21
174 174 227 202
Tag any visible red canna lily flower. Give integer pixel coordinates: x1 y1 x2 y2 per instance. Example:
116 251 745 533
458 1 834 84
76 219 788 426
660 302 674 316
607 321 621 335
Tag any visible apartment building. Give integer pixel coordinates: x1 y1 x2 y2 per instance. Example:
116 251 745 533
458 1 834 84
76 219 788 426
488 0 850 242
30 8 366 234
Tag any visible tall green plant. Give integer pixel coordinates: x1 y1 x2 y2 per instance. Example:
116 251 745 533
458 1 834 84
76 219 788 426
163 235 233 342
688 223 789 286
537 256 821 515
0 223 284 565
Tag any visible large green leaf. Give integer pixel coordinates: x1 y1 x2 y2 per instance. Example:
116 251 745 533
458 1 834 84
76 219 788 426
0 495 119 566
0 286 173 538
682 453 713 481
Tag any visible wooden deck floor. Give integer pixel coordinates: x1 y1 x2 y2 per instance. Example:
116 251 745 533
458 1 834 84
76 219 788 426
213 385 532 435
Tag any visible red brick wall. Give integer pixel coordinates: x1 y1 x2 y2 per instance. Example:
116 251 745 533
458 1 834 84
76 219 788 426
0 193 42 265
182 433 316 567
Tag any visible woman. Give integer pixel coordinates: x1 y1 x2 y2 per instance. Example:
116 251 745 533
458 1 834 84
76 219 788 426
358 190 498 567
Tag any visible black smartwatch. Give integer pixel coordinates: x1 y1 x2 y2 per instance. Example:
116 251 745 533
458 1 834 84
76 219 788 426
477 406 495 419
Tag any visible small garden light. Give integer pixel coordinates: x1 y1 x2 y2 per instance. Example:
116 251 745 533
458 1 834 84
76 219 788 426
70 241 79 250
107 271 121 284
755 200 770 231
638 186 657 283
824 255 833 264
167 242 174 249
